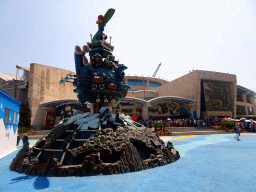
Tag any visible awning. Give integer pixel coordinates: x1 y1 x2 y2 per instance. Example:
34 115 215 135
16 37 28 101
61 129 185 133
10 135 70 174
120 97 148 105
237 85 256 95
121 96 195 106
148 96 195 105
40 99 79 108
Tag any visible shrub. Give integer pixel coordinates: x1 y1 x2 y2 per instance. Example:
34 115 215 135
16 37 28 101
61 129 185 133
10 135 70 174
219 120 236 129
18 100 32 130
18 127 29 132
162 121 169 127
152 122 161 128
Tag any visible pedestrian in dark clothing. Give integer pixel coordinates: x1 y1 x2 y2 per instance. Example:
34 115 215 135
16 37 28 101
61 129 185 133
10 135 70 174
16 135 20 146
22 133 28 145
234 124 240 141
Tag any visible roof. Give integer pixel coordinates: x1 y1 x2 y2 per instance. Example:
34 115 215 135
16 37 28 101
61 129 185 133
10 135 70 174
237 85 256 95
0 73 21 81
16 65 30 71
121 96 195 106
0 89 22 106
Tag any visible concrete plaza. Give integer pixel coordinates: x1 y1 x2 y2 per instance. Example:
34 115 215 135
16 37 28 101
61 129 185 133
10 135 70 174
0 133 256 192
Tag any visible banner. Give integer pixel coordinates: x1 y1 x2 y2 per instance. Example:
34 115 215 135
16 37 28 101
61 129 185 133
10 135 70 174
45 111 56 126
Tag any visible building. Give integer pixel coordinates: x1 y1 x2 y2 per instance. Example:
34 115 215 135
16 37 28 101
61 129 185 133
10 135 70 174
156 70 256 119
0 63 255 130
0 89 21 158
0 65 29 104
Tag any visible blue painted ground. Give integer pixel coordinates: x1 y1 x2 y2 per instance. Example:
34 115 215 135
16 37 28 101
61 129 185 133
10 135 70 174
0 134 256 192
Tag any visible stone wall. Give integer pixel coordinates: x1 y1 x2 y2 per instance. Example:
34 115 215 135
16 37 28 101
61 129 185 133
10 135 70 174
29 63 77 130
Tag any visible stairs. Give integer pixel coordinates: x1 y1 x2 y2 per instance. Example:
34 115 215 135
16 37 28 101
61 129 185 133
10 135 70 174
167 126 229 136
29 130 51 140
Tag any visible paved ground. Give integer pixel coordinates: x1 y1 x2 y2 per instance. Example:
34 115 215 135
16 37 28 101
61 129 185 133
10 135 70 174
30 127 231 140
0 133 256 192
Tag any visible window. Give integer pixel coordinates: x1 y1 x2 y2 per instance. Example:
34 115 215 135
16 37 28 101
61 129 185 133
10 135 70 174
128 79 147 86
149 81 162 87
237 94 242 102
248 107 253 115
13 111 17 125
237 105 245 115
246 95 251 103
4 108 9 124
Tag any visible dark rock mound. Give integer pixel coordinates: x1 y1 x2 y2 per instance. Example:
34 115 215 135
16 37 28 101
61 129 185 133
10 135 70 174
10 110 180 177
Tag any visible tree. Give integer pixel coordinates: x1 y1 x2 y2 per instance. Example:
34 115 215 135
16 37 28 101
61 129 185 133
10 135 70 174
18 99 32 130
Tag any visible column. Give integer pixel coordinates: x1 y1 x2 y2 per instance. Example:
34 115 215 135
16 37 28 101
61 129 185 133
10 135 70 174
241 94 248 115
142 104 149 120
250 96 256 115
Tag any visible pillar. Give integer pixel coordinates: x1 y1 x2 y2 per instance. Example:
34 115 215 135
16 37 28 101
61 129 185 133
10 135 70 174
250 96 256 115
142 105 149 120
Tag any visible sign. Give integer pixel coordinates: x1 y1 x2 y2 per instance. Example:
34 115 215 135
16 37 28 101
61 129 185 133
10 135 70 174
45 111 56 126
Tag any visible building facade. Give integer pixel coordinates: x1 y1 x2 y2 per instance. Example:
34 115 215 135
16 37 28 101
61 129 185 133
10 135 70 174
0 89 21 158
1 64 255 130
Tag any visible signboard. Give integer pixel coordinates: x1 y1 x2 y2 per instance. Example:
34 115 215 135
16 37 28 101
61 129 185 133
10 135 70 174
56 103 90 117
45 111 56 126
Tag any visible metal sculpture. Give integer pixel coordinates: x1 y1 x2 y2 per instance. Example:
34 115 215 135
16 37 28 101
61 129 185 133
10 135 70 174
10 8 180 177
60 8 130 113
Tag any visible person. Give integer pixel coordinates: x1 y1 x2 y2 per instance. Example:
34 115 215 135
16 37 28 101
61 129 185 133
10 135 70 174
234 123 240 141
22 133 28 145
16 134 20 146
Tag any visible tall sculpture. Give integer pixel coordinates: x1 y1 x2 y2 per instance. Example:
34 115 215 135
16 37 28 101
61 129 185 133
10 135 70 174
10 9 180 177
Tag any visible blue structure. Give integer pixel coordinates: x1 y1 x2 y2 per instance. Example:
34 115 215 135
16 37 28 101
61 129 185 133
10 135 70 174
0 89 21 157
59 8 130 112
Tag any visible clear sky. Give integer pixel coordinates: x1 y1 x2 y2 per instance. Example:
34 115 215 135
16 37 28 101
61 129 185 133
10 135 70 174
0 0 256 92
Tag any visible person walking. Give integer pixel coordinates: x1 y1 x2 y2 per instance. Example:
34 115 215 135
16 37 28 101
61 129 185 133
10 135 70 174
22 133 29 145
16 134 20 146
234 123 240 141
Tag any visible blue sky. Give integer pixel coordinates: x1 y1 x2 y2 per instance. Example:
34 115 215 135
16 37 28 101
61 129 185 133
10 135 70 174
0 0 256 92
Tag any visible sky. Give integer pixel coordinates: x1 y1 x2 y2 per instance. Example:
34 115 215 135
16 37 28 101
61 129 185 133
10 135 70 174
0 0 256 92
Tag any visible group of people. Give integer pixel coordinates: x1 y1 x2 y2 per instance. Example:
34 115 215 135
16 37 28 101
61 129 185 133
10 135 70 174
16 132 28 146
239 121 256 132
139 118 219 128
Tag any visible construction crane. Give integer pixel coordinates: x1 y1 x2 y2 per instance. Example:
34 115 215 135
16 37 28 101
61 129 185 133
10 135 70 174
152 63 161 77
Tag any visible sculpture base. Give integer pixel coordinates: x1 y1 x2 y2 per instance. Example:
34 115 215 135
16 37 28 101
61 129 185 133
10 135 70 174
10 110 180 177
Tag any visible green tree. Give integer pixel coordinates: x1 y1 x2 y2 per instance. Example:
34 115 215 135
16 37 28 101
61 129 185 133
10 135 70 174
18 100 32 130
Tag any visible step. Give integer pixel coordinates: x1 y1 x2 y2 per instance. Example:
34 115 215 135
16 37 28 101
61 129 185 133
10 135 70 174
34 130 50 136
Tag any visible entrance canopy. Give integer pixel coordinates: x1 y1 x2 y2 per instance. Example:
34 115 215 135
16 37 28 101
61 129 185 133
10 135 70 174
121 96 195 106
41 96 195 109
121 97 148 105
41 99 79 108
148 96 195 105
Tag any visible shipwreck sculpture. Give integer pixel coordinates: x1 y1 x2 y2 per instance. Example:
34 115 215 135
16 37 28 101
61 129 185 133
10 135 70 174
10 8 180 177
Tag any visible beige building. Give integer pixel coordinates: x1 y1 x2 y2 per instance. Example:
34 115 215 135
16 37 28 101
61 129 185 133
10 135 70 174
1 64 255 130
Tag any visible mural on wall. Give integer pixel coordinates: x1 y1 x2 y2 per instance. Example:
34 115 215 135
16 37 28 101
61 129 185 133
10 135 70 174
149 102 179 116
56 103 90 117
119 101 135 114
111 101 142 115
203 80 232 111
